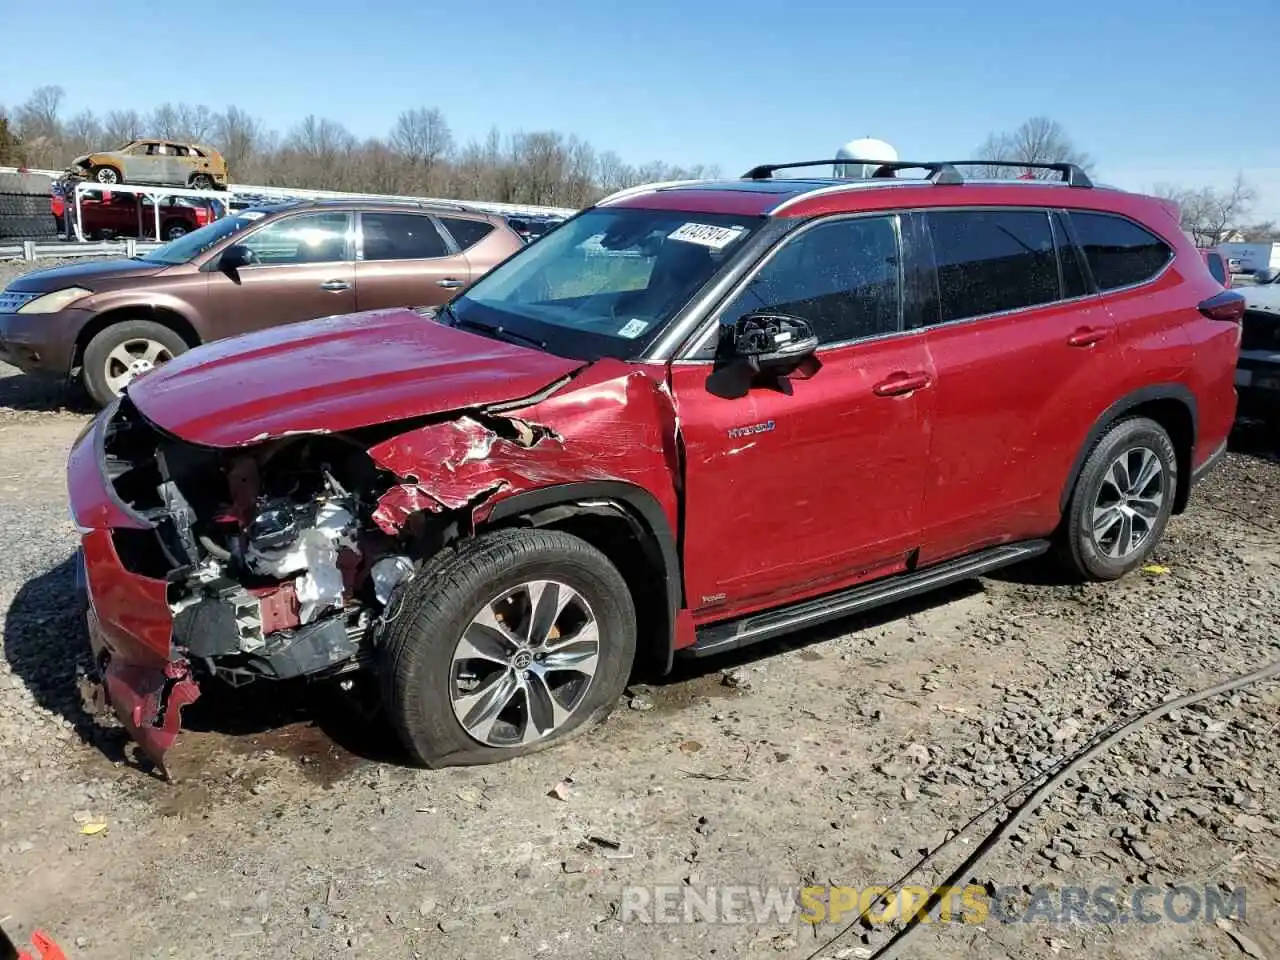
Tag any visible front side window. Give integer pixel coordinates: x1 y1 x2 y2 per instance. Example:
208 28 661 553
138 212 265 264
719 216 901 345
1068 212 1173 291
926 210 1059 323
240 212 352 265
453 207 762 360
361 212 448 261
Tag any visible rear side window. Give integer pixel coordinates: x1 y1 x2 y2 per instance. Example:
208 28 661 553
361 212 449 261
925 210 1059 323
440 217 495 251
1068 212 1172 290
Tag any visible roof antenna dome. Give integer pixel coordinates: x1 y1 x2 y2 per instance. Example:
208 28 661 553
834 138 898 178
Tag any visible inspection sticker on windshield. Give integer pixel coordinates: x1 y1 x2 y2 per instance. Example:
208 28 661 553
618 318 649 339
668 222 745 250
239 211 266 220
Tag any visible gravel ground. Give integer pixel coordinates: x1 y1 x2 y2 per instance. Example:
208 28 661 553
0 277 1278 958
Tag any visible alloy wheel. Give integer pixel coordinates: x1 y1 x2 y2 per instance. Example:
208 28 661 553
450 580 600 747
103 338 174 395
1091 446 1165 559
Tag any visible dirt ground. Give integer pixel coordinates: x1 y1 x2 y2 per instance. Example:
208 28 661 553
0 287 1278 959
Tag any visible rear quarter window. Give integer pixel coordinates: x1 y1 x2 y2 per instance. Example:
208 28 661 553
440 217 496 251
1068 211 1173 291
1205 253 1227 284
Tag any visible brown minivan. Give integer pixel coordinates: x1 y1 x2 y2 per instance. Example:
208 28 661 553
0 199 525 406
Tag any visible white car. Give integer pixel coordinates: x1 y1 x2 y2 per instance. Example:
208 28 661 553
1242 269 1280 316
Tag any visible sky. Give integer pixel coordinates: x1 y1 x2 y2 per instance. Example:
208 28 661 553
1 0 1277 220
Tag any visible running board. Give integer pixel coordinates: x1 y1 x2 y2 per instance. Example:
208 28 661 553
686 540 1051 658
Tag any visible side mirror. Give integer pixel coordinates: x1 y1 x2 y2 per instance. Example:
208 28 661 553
707 313 821 399
726 313 819 371
1256 268 1277 285
219 244 256 271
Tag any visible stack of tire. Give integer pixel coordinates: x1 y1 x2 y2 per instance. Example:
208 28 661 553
0 171 57 240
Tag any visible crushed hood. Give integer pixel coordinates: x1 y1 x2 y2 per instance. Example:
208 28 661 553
126 308 585 446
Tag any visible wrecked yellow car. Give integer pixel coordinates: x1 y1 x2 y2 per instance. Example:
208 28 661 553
68 139 229 190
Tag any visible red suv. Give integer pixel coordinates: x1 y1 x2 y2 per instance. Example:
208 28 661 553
66 159 1242 772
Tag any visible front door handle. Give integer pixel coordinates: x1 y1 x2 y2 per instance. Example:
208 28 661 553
873 371 931 397
437 278 465 289
1067 326 1110 348
319 279 350 292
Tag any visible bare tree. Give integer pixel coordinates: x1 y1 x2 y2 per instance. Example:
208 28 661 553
102 109 145 146
975 117 1092 179
63 110 103 157
1238 221 1280 243
175 104 216 142
1153 173 1256 247
214 106 264 178
391 107 453 189
14 85 64 142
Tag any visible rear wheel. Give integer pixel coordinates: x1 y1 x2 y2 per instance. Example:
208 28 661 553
81 320 188 407
161 218 189 240
1056 417 1178 580
380 529 637 767
190 174 214 190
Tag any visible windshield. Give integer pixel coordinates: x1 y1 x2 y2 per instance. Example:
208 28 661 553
450 207 763 359
138 212 266 265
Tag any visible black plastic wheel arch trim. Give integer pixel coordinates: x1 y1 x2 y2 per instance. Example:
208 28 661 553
483 481 683 672
1058 384 1198 515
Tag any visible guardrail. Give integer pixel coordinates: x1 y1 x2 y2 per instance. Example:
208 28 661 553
0 238 162 261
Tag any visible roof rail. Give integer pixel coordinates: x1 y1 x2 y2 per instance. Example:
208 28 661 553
742 159 964 185
942 161 1093 188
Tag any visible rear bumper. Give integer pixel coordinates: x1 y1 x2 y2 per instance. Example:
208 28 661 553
69 411 199 772
1236 348 1280 421
0 307 91 375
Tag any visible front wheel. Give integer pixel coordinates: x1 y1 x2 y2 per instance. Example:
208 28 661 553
380 529 637 767
81 319 189 408
1056 417 1178 581
161 219 188 240
90 165 121 185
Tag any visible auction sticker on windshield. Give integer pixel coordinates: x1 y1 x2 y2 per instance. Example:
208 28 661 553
618 318 649 339
668 222 746 250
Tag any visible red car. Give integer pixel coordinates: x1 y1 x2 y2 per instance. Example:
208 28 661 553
66 158 1241 773
52 188 218 241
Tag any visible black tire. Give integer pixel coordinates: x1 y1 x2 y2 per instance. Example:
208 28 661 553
189 174 214 190
0 194 48 216
0 214 59 239
1056 417 1178 581
380 528 638 767
90 165 122 185
0 172 52 195
81 320 189 408
161 218 189 241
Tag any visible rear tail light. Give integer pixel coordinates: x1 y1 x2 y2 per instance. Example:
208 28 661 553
1198 290 1246 323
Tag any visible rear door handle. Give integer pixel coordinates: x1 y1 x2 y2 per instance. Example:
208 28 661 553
319 279 350 292
437 278 465 289
1067 326 1110 348
873 371 931 397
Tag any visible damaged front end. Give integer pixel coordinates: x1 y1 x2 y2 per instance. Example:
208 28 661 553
81 397 427 771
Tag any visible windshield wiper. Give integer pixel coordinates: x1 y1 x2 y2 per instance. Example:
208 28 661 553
453 314 547 351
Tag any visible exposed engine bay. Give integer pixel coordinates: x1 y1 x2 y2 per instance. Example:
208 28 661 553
102 398 423 687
